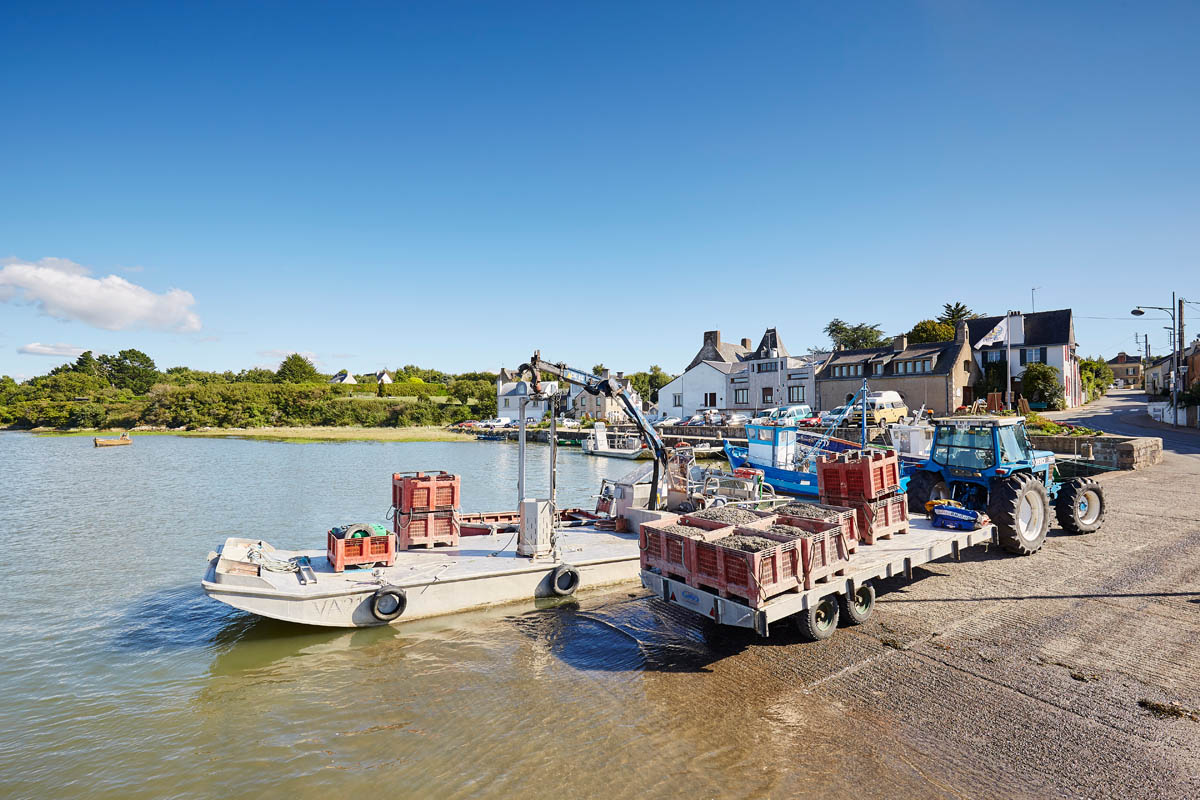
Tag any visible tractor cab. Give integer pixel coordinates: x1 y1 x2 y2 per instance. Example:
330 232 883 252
909 416 1105 557
928 417 1054 483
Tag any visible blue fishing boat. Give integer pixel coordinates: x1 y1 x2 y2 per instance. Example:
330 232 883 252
724 425 862 497
724 381 912 497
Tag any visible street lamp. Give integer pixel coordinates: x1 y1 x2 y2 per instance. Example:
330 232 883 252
1131 297 1179 427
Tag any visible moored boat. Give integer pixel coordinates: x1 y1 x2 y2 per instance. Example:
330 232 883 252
94 433 132 447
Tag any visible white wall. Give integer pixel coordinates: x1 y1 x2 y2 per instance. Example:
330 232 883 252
659 363 729 418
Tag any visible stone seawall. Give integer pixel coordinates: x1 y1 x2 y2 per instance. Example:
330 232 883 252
1029 433 1163 470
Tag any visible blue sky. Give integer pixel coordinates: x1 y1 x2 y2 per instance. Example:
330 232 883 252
2 1 1196 380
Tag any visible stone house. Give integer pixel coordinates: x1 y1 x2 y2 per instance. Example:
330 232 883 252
816 322 979 415
1106 353 1142 388
572 370 642 423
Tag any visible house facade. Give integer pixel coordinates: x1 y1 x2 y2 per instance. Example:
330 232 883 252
658 360 737 418
1144 356 1173 396
330 370 357 385
967 309 1084 408
1106 352 1142 388
723 329 830 414
571 371 643 423
494 367 581 421
816 324 979 415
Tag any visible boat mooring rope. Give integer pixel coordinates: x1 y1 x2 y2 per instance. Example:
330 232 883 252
245 543 301 573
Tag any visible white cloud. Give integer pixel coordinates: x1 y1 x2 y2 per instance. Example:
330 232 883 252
0 257 201 332
18 342 87 357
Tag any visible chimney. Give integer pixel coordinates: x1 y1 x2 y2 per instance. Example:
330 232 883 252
893 334 908 352
955 321 967 343
741 338 752 349
615 371 624 380
703 330 720 347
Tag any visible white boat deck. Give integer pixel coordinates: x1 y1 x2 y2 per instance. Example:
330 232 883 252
202 525 641 627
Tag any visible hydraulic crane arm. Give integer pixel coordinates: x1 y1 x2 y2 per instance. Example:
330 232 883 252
517 351 669 509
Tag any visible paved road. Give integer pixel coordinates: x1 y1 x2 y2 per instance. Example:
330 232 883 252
1042 388 1200 458
601 387 1200 798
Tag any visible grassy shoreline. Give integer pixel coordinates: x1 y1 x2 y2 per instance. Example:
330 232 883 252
19 425 475 443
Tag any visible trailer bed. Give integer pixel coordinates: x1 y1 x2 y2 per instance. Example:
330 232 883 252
640 516 997 635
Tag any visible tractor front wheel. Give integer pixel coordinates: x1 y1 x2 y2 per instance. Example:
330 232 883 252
906 470 949 514
988 474 1050 555
1055 478 1106 534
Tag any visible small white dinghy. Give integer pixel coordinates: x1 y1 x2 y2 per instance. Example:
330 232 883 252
581 422 646 459
201 524 640 628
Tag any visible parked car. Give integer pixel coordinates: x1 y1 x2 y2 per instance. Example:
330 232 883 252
656 416 682 427
556 417 580 429
818 406 849 427
680 414 706 426
477 417 507 429
752 405 814 426
725 413 750 426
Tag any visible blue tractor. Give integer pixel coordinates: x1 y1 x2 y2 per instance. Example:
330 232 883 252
905 416 1106 555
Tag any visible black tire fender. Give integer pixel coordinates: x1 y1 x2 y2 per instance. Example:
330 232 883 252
371 586 407 621
551 564 581 597
1055 478 1106 534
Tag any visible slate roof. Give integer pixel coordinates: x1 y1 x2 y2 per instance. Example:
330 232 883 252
967 309 1075 348
748 328 790 359
701 360 744 374
818 340 963 378
685 335 751 371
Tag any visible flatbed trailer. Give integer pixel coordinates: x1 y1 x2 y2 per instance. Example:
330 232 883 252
639 516 998 638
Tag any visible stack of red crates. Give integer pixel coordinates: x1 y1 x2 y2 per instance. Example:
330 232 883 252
392 471 462 549
817 450 908 545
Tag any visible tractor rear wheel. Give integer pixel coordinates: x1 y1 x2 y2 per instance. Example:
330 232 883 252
906 470 948 514
988 474 1050 555
1055 478 1106 534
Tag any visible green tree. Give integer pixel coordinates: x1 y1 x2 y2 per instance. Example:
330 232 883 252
73 350 102 377
99 349 159 394
591 364 606 376
1021 362 1066 410
824 319 888 350
907 319 955 344
627 365 674 403
236 367 277 383
938 303 982 325
275 353 322 383
1079 357 1115 403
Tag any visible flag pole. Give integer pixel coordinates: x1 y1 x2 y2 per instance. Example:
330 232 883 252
1005 312 1013 411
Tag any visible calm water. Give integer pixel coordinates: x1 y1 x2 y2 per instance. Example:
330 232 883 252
0 432 925 799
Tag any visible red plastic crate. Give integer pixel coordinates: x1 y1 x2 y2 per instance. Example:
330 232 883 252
690 526 804 608
392 471 462 513
639 515 731 577
775 501 858 553
817 450 901 500
396 509 461 549
776 518 851 590
821 491 909 545
327 530 397 572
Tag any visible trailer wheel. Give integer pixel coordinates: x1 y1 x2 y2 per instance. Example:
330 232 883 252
798 595 840 641
838 584 875 626
906 470 947 514
1055 478 1105 534
988 474 1050 555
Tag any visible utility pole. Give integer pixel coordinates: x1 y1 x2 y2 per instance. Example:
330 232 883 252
1031 286 1042 313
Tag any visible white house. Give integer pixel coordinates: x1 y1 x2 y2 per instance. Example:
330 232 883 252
494 368 582 422
967 309 1083 408
658 360 739 418
330 370 357 385
376 370 394 384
